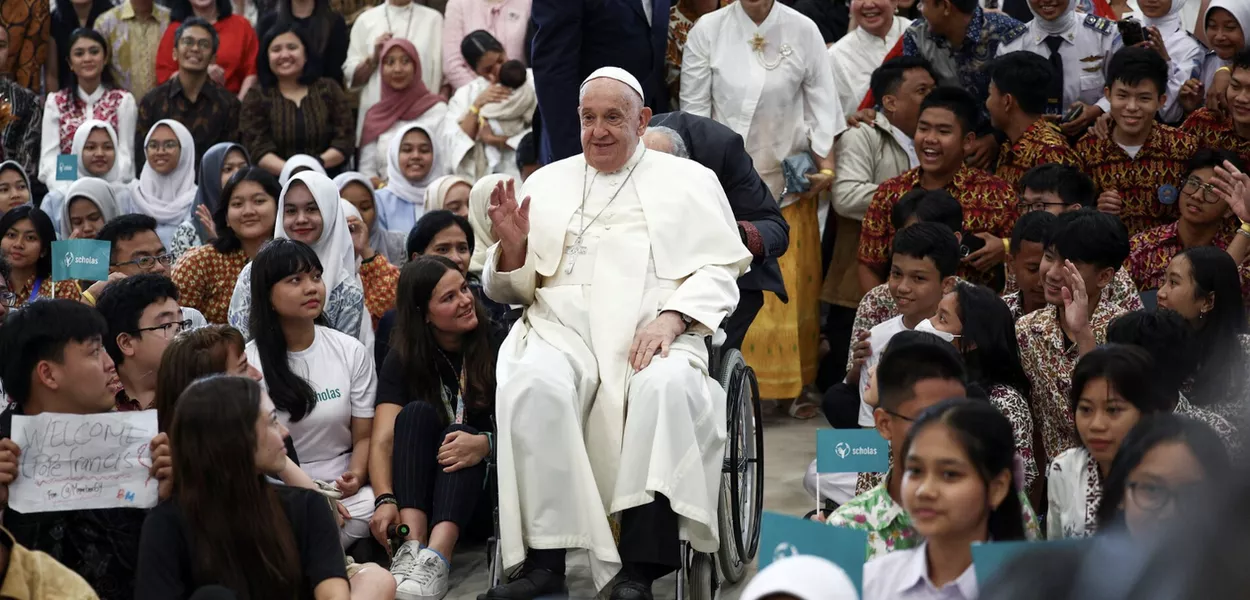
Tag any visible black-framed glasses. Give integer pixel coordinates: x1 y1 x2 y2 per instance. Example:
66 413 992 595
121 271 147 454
111 253 174 270
177 37 213 51
1017 200 1068 213
1180 177 1220 204
134 319 192 340
0 290 15 308
1126 480 1199 512
883 408 914 422
145 140 180 152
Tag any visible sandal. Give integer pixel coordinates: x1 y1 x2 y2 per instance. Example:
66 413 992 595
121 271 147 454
785 397 820 420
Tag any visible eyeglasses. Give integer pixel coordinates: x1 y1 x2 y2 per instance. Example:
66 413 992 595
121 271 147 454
883 408 915 422
1017 200 1068 213
134 319 192 340
1126 480 1199 513
146 140 180 152
1180 177 1220 204
178 37 213 51
111 253 175 270
0 290 15 308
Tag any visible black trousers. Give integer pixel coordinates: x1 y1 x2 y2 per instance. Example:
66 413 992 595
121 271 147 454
723 289 765 351
392 401 488 530
527 495 682 582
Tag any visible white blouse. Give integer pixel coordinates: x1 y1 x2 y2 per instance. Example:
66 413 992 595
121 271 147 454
37 87 137 188
344 2 445 141
1046 447 1102 540
829 17 911 116
681 1 845 207
444 75 532 180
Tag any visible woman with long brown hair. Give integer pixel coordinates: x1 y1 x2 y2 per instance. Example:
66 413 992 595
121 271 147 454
368 255 498 600
135 375 350 599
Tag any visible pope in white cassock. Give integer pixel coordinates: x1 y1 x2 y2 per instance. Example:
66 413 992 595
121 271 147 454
480 67 753 600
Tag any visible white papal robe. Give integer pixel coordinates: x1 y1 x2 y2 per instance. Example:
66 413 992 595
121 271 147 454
484 144 752 590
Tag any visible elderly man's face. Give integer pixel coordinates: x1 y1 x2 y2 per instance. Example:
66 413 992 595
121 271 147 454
578 79 651 172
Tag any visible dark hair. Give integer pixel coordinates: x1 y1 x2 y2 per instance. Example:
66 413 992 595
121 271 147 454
900 398 1026 541
213 167 280 254
0 206 55 280
98 214 159 264
174 17 220 56
890 188 963 231
406 210 475 259
515 132 538 171
154 325 246 432
276 0 333 56
257 21 318 88
1106 46 1169 97
891 221 960 278
391 256 496 425
249 239 322 422
951 283 1031 398
0 299 108 406
877 330 967 412
1107 309 1196 400
170 0 233 22
1042 209 1130 271
944 0 979 14
1234 47 1250 75
0 253 10 287
1068 345 1173 430
1185 148 1245 180
171 376 303 599
460 29 504 71
94 274 181 367
1176 246 1250 408
1018 164 1095 208
1097 414 1231 530
63 28 119 91
1010 210 1055 254
498 59 527 89
919 86 981 135
988 51 1055 115
869 55 938 103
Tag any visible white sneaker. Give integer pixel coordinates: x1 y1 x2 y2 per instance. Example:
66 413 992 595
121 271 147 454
390 541 423 587
395 547 449 600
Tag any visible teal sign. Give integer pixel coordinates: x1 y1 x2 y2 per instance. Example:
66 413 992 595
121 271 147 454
56 154 77 181
971 539 1086 587
759 512 868 592
816 428 891 474
51 240 111 282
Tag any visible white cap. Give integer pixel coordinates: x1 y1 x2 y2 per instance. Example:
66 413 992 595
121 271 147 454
740 556 860 600
579 66 645 102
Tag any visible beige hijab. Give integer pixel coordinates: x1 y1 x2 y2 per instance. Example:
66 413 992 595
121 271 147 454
467 173 514 275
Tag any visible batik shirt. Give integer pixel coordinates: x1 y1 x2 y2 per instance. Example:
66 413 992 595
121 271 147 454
170 245 249 324
995 119 1080 190
0 79 41 176
1182 334 1250 431
1002 291 1024 320
1126 221 1250 304
1016 297 1141 463
858 166 1017 286
1075 123 1197 237
828 475 1042 561
1175 394 1241 458
1181 108 1250 167
1046 447 1101 539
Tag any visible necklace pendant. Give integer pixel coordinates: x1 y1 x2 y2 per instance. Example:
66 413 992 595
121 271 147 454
750 33 767 52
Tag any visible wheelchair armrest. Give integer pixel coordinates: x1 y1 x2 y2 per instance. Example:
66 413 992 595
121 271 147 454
711 328 727 348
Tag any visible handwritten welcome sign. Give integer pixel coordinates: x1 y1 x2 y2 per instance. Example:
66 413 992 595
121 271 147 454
9 411 159 513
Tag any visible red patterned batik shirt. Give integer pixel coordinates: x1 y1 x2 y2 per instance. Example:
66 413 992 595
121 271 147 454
1075 124 1196 237
1125 221 1250 305
858 166 1017 285
1181 108 1250 167
996 119 1081 190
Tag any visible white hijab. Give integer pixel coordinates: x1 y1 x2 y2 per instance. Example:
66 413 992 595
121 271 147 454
467 173 513 275
1205 0 1250 40
59 178 122 239
279 154 327 187
130 119 198 224
336 197 375 348
71 119 126 184
741 556 859 600
423 175 472 212
275 171 360 314
1134 0 1189 31
385 123 443 208
1031 0 1079 35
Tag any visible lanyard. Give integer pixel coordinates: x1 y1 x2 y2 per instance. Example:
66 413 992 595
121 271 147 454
26 278 42 303
439 367 468 425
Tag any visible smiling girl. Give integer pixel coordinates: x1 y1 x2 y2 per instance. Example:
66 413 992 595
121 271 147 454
59 178 122 240
0 206 81 308
0 161 31 216
129 120 200 247
373 123 446 234
862 398 1026 600
357 39 447 183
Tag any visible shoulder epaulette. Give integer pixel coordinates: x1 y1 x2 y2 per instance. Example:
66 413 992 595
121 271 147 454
1083 14 1114 35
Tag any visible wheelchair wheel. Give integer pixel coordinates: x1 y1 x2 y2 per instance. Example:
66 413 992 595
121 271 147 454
688 551 717 600
716 350 764 584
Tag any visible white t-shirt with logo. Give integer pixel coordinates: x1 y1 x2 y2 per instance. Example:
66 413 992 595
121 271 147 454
246 325 377 482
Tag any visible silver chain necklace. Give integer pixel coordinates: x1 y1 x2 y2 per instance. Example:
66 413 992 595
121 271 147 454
385 2 415 39
562 150 646 274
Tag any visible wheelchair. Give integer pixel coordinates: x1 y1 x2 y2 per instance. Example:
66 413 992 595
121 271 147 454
484 328 766 600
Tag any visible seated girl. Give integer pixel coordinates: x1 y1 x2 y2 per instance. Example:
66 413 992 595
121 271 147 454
168 142 251 256
370 256 499 600
58 178 123 240
0 206 80 307
861 398 1027 599
372 124 447 235
467 173 513 276
422 175 472 219
1047 345 1174 539
342 199 400 330
39 119 132 231
0 160 30 216
128 120 199 246
336 171 408 267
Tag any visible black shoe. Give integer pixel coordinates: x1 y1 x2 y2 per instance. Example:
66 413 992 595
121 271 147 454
609 580 653 600
479 568 568 600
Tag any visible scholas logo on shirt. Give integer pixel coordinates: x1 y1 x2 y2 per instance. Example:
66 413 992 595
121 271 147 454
315 388 342 403
63 252 100 268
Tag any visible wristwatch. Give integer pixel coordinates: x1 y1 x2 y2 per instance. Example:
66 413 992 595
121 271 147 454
677 312 694 331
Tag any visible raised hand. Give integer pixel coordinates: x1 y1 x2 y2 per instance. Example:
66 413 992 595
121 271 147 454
487 178 531 250
1060 260 1091 334
195 204 217 241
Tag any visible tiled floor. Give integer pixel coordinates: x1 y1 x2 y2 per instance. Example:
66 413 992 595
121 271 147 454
443 408 823 600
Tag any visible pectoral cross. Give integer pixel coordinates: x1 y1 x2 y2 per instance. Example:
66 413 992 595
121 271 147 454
564 237 588 274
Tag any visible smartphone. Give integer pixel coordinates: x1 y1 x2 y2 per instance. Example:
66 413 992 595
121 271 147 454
1118 18 1145 47
959 233 986 258
1061 104 1084 124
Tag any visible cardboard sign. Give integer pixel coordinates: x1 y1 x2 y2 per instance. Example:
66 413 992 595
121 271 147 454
51 239 111 282
55 154 77 181
971 539 1086 588
759 512 869 592
8 410 159 513
816 428 891 474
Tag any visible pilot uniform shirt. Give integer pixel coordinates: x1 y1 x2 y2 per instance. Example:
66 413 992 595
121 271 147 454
997 13 1122 116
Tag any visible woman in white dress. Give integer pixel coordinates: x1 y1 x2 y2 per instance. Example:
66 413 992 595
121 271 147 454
681 0 843 412
443 30 533 181
344 0 444 141
128 120 199 247
357 38 449 183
